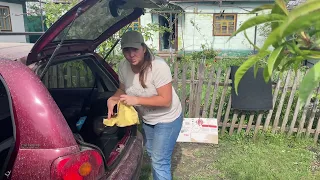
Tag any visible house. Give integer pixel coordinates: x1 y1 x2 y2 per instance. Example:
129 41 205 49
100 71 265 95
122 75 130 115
0 0 37 43
138 0 275 57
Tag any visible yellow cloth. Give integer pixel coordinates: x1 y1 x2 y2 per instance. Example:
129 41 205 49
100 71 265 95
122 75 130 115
103 101 140 127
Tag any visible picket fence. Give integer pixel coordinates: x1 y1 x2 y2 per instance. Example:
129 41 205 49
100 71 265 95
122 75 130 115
171 61 320 143
43 60 320 143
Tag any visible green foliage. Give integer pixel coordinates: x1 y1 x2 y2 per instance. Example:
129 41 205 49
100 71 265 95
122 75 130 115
229 0 320 107
43 0 79 27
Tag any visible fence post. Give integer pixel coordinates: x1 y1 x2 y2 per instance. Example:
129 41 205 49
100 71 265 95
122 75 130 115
173 61 179 91
208 68 222 118
281 70 300 133
194 62 205 117
272 70 292 133
306 87 320 137
263 75 282 131
221 96 232 135
216 68 231 124
181 64 187 116
202 65 215 118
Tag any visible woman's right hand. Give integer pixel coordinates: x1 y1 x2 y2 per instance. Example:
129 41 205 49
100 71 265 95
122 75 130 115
107 97 118 120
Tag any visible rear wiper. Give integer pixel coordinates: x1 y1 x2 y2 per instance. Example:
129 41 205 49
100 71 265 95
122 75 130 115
40 7 83 79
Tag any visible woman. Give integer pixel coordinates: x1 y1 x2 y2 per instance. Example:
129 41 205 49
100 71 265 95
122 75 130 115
107 30 182 180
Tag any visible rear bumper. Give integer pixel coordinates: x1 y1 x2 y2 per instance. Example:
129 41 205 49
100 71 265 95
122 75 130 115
105 131 144 180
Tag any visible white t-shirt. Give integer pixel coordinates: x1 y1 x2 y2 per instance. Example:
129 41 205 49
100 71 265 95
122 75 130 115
118 56 182 125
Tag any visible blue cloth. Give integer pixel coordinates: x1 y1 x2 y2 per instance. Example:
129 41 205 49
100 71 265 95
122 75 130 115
142 113 183 180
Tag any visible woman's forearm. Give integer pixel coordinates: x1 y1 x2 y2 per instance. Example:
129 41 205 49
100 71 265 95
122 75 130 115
111 89 125 101
138 95 172 107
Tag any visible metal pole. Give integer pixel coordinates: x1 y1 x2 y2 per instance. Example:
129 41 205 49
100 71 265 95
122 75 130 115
39 0 45 32
253 13 258 54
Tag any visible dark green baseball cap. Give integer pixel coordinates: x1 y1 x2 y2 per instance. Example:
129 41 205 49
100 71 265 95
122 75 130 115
121 31 145 49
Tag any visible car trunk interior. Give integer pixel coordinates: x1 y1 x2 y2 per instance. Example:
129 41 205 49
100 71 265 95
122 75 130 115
38 54 130 165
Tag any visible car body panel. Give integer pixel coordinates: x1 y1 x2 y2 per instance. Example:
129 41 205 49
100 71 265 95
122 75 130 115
10 146 79 179
0 60 77 149
104 132 143 179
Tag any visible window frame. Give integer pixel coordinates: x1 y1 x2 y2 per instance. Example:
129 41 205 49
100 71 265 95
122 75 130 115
0 6 12 32
213 13 237 36
128 17 141 31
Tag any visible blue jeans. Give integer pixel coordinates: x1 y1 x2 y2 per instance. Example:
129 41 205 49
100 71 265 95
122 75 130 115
142 113 183 180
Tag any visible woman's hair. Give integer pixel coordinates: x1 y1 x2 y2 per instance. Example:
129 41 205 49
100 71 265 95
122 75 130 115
139 43 154 88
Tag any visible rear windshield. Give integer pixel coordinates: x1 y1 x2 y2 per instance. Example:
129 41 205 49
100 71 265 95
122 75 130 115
53 0 134 41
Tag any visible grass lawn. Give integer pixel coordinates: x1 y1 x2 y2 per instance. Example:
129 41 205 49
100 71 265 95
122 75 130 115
139 133 320 180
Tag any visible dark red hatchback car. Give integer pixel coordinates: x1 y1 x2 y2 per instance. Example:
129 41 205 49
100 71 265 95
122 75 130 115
0 0 166 179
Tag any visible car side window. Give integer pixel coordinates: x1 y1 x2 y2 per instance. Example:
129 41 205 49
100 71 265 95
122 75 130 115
0 78 14 173
42 60 95 89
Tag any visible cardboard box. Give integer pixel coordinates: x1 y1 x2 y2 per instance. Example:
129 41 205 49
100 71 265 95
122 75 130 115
177 118 218 144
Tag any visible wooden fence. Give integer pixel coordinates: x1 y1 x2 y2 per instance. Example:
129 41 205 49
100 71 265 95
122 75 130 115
171 61 320 143
42 60 320 142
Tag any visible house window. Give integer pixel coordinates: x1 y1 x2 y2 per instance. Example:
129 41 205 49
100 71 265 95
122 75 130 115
128 18 141 31
213 14 237 36
0 6 12 31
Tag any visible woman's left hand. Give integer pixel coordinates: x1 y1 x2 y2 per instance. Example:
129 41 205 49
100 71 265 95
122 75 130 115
120 95 139 106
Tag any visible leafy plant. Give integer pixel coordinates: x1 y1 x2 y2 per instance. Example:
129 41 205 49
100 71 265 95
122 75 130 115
43 0 79 27
229 0 320 107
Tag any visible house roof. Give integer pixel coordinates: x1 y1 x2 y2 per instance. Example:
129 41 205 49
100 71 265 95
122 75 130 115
287 0 306 10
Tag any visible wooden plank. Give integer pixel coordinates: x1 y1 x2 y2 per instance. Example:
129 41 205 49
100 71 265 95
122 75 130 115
281 70 300 133
58 64 64 88
194 62 205 117
221 96 232 135
66 65 72 87
297 92 313 136
220 123 316 133
84 66 89 87
306 87 320 136
181 64 187 115
288 96 301 136
314 117 320 143
229 110 239 136
217 68 231 124
52 65 58 88
254 112 264 137
246 112 255 134
263 76 282 131
188 63 196 118
175 79 300 90
173 61 179 90
201 66 215 118
76 68 80 87
237 113 246 134
272 70 291 133
209 68 222 118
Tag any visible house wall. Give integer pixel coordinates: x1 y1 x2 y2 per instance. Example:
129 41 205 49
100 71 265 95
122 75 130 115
140 1 273 55
0 1 26 43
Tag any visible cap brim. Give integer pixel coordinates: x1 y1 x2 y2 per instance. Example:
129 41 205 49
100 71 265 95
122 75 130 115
121 42 141 49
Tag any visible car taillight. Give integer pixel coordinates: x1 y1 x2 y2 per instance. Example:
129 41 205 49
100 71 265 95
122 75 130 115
51 150 105 180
